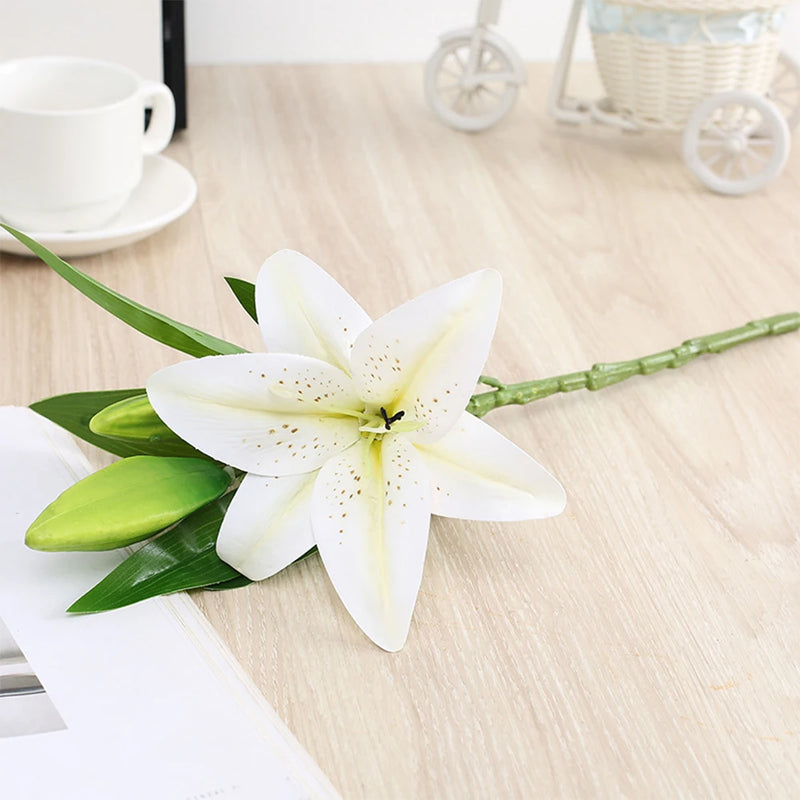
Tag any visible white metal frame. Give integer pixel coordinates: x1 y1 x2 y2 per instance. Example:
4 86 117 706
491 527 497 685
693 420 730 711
424 0 800 194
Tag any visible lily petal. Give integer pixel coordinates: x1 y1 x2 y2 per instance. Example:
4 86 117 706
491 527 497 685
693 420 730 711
147 353 360 476
311 436 431 651
217 471 316 580
416 411 566 520
255 250 372 374
350 270 502 443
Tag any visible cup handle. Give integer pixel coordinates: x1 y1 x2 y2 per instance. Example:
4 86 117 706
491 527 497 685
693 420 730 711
139 81 176 155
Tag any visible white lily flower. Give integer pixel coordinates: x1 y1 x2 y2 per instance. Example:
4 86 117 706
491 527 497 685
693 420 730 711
146 251 565 651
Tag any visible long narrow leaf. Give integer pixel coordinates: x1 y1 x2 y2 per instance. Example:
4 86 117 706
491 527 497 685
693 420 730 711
68 496 248 612
205 546 316 591
225 276 258 322
204 574 256 591
33 389 153 457
88 393 205 459
3 225 246 358
31 389 204 458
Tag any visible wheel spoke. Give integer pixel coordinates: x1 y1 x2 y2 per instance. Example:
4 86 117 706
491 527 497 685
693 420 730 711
721 156 735 179
441 60 464 81
735 154 751 179
744 147 768 166
452 50 467 72
720 104 737 127
480 50 495 70
747 137 775 148
742 118 765 137
685 88 791 190
702 151 725 170
465 90 480 114
476 83 504 100
477 77 511 90
429 39 517 128
436 82 461 95
704 123 727 139
439 66 463 81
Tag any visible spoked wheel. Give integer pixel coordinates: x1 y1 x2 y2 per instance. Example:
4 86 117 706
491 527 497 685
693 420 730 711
424 36 520 132
768 52 800 131
682 91 790 195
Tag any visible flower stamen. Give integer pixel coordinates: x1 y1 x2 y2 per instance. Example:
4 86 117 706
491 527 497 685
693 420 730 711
380 407 405 430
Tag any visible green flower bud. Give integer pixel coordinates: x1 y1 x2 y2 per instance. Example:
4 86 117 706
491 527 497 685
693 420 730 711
26 456 231 551
89 394 178 443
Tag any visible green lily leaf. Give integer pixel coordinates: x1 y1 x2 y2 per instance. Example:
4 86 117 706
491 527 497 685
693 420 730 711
90 394 175 441
32 388 155 457
204 546 317 591
204 574 257 591
88 394 203 458
67 496 251 613
2 225 246 358
30 389 203 458
224 276 258 322
27 456 231 551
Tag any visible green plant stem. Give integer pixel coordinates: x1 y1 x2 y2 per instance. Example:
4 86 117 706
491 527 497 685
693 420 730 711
466 312 800 418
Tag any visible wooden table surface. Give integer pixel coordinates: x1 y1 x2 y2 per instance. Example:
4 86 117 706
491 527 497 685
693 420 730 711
1 64 799 799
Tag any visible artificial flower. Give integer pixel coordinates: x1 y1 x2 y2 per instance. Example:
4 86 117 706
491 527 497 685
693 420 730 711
147 251 565 650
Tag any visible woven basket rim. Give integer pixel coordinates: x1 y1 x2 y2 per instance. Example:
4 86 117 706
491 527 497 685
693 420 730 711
589 28 783 45
599 0 786 11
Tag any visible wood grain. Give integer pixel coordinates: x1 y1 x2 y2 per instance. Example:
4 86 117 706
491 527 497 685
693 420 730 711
1 63 798 799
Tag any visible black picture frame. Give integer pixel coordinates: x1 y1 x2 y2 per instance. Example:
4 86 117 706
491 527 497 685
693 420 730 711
162 0 187 130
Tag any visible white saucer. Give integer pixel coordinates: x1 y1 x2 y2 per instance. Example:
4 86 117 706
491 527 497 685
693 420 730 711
0 155 197 258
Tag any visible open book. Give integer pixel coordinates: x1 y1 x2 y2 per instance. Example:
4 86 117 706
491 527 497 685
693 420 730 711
0 407 339 800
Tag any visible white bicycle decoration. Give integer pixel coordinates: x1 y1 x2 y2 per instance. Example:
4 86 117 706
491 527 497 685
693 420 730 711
425 0 800 195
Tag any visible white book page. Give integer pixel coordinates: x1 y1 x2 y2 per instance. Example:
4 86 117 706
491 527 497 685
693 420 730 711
0 407 340 800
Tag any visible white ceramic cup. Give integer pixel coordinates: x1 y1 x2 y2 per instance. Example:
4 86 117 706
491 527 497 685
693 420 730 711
0 56 175 232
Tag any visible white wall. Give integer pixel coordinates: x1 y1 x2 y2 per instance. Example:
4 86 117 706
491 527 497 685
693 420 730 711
1 1 797 68
184 0 590 63
0 1 162 80
185 1 800 64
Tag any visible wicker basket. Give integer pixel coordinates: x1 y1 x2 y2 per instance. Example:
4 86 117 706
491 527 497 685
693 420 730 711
589 0 786 129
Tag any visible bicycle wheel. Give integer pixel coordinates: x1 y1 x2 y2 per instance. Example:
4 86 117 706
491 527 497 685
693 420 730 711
682 91 790 195
424 36 520 132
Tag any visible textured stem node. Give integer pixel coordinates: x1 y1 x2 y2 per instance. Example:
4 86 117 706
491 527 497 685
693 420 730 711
467 312 800 418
